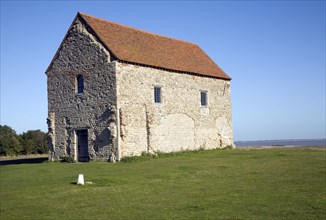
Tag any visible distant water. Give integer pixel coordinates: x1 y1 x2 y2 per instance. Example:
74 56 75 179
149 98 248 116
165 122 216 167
235 139 326 147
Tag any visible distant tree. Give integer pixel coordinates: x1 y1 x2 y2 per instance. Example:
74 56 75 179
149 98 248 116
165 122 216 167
20 130 48 154
0 125 23 156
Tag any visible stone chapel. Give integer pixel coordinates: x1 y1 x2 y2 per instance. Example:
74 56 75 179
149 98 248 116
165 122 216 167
46 12 233 162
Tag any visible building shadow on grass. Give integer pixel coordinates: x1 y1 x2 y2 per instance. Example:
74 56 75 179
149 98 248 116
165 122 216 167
0 157 48 166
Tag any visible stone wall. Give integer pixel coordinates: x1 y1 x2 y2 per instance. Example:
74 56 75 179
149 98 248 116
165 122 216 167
47 17 117 161
116 62 233 158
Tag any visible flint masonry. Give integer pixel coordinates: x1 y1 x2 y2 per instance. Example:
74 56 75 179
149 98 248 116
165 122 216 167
46 12 233 162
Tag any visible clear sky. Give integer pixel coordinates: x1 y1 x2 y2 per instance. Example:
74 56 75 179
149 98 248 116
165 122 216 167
1 0 325 141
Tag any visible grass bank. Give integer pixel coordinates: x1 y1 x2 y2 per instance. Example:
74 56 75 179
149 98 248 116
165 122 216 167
1 148 325 219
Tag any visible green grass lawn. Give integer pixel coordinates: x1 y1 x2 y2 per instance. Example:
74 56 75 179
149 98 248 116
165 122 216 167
1 148 325 219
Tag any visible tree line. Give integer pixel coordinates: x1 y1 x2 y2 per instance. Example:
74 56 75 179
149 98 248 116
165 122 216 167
0 125 48 156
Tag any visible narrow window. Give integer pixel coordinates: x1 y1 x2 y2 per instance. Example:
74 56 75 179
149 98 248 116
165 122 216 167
154 86 161 103
76 74 84 94
200 91 207 107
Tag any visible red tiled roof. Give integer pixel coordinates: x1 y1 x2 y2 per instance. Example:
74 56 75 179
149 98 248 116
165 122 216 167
78 12 231 80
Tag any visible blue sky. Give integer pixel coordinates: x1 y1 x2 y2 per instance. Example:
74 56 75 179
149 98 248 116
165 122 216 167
1 1 325 141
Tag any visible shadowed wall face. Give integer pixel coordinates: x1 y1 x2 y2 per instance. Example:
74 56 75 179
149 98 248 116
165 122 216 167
47 18 117 161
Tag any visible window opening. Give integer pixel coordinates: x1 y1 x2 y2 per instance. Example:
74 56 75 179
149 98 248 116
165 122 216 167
154 86 161 103
200 91 207 107
77 74 84 94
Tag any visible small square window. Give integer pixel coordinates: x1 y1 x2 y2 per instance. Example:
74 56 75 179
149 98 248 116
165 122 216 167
154 86 161 103
200 91 207 107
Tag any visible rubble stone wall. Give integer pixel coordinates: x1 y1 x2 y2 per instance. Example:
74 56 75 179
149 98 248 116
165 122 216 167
116 62 233 157
47 17 117 161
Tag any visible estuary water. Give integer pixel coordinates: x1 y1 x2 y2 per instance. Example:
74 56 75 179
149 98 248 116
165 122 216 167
234 139 326 147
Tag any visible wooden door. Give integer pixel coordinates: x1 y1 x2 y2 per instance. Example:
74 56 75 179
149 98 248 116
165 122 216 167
77 129 89 162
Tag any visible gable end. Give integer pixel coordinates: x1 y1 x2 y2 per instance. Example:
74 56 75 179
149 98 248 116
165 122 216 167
45 13 114 74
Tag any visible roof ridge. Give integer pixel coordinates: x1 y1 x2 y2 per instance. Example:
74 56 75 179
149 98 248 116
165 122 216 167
78 12 198 47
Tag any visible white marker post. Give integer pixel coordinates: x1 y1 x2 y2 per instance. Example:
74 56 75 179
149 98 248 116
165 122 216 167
77 174 84 185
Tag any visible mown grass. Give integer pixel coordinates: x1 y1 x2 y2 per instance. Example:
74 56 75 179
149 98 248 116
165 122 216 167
1 148 325 219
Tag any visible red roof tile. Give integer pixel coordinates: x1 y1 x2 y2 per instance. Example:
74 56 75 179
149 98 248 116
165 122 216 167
79 12 231 80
